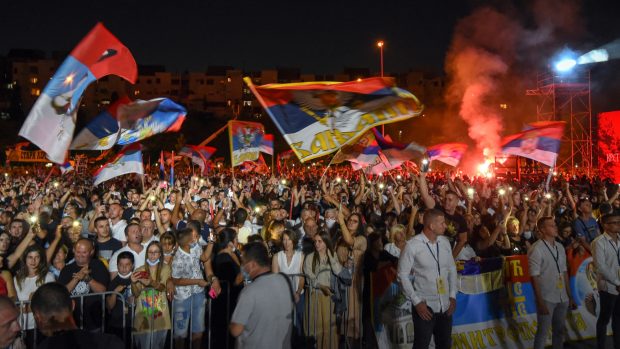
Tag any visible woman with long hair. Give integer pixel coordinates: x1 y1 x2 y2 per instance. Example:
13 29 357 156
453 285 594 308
132 241 172 349
159 232 177 265
336 211 367 346
272 230 305 336
304 231 343 348
14 245 54 348
212 228 244 348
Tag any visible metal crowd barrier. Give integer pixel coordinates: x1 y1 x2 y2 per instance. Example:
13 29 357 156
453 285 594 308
14 272 361 349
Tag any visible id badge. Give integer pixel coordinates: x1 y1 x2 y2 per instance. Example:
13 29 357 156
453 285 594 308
556 275 564 290
437 277 447 295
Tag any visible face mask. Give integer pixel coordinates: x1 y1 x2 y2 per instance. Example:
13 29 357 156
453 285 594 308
118 271 132 279
190 242 198 248
146 259 160 266
164 251 174 257
523 231 532 240
325 219 336 229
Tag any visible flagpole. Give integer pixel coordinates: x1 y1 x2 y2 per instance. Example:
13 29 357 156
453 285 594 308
320 155 337 182
199 123 228 147
271 153 275 176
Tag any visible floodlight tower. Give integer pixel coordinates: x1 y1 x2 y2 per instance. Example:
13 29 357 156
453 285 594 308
526 63 592 175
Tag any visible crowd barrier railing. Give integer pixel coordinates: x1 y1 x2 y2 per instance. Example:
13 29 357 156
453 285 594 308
14 271 361 349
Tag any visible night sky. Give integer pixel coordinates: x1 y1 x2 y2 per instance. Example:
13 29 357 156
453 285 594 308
2 1 620 74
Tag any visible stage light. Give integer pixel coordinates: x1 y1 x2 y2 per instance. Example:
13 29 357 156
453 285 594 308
555 58 577 72
578 49 609 64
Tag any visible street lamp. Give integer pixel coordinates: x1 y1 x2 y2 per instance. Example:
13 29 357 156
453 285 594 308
377 41 384 77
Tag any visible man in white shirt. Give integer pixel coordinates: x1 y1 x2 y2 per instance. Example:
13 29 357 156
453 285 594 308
529 216 576 349
108 223 145 279
398 208 457 349
108 203 128 243
592 212 620 349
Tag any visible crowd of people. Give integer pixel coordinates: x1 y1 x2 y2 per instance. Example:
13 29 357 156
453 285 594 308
0 162 618 349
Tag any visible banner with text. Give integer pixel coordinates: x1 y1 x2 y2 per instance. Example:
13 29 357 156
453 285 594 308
372 255 607 348
6 149 49 163
245 77 423 163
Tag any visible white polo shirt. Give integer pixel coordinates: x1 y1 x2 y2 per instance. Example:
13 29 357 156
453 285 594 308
528 239 569 303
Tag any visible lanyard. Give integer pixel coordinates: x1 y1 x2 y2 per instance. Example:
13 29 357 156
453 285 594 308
607 239 620 267
542 240 561 274
425 241 440 276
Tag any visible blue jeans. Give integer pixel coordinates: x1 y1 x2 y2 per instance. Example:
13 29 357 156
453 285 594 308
173 292 206 338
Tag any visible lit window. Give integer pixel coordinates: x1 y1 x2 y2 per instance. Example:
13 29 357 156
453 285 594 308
30 88 40 96
134 90 140 96
227 77 232 83
227 100 232 106
243 101 252 106
30 77 38 84
500 104 508 109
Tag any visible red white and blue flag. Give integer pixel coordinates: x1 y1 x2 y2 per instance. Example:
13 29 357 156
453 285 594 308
93 144 143 186
372 128 426 164
260 134 274 155
179 145 216 174
427 143 468 167
501 121 565 167
19 23 137 163
229 120 264 167
245 77 423 163
59 161 74 174
71 96 186 150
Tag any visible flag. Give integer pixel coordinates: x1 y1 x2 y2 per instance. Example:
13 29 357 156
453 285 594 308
70 96 129 150
93 144 143 186
427 143 468 167
332 131 381 167
501 121 565 167
19 23 137 163
179 145 215 171
71 97 186 150
260 134 274 155
229 120 265 167
245 77 423 163
195 146 215 159
372 128 426 164
59 161 74 174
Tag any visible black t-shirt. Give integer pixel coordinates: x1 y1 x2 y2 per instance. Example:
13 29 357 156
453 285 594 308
37 329 124 349
106 276 132 329
58 259 110 330
95 238 123 262
122 207 136 222
439 206 468 244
